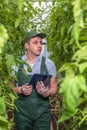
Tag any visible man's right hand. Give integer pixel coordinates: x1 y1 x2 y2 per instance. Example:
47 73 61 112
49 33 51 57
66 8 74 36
20 83 33 96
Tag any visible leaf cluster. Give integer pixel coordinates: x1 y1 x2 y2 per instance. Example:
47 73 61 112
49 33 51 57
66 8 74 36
45 0 87 129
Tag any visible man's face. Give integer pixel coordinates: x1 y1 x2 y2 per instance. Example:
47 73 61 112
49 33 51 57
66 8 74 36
26 36 42 56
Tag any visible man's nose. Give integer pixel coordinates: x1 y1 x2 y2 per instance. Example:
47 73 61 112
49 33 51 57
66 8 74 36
38 42 42 47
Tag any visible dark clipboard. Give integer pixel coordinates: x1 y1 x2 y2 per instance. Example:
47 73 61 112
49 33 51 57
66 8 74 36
29 74 52 87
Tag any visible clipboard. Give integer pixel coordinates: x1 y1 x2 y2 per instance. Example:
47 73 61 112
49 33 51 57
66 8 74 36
29 74 52 87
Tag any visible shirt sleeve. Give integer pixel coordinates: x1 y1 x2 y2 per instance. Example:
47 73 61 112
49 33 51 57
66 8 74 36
46 58 57 77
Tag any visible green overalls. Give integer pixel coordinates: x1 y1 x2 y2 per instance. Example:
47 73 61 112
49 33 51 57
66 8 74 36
14 57 51 130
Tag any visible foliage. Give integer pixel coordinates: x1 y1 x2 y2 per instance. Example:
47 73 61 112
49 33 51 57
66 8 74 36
46 0 87 129
0 0 87 130
0 0 47 129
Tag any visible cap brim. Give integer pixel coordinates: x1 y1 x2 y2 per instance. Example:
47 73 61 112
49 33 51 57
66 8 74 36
35 33 46 39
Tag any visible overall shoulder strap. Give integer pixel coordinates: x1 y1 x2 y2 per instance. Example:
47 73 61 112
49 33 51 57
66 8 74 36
17 58 32 86
40 56 48 74
18 62 23 70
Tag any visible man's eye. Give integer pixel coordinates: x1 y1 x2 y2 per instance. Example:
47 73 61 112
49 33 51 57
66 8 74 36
33 41 38 44
32 41 42 45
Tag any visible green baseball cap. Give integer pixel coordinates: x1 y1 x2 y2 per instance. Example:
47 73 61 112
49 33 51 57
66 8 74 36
23 30 46 43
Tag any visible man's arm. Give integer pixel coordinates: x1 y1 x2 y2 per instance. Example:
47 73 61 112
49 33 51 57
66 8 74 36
9 80 22 94
49 77 58 96
13 86 22 94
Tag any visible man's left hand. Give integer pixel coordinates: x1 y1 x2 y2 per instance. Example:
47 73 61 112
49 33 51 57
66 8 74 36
36 81 50 97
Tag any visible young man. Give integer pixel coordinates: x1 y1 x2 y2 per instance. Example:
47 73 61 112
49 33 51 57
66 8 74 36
13 30 58 130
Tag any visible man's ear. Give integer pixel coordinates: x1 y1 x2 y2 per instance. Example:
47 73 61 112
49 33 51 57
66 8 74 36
24 42 29 50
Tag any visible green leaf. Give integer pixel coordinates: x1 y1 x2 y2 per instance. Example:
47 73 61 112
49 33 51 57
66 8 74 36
72 23 81 48
79 62 87 73
0 97 7 116
58 112 73 123
0 115 11 130
17 0 23 12
59 63 73 72
77 75 87 92
17 59 32 72
0 24 9 53
72 45 87 62
59 75 87 114
15 18 21 28
6 54 15 70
